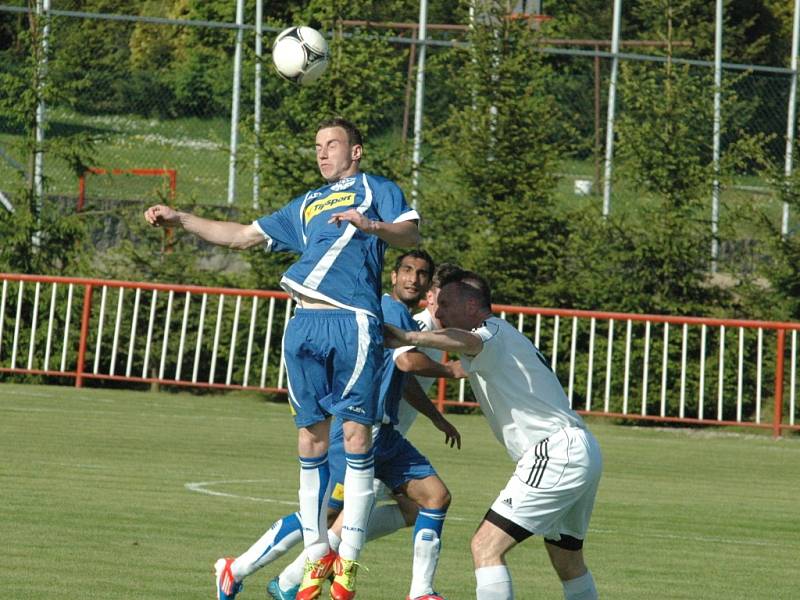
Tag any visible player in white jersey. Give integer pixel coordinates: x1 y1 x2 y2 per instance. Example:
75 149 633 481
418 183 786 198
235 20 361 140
144 118 421 600
385 269 603 600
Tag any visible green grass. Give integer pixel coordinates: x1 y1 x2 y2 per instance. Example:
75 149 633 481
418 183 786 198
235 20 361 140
0 109 253 206
2 382 799 599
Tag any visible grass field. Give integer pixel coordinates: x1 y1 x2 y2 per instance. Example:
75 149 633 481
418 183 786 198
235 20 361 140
2 382 799 599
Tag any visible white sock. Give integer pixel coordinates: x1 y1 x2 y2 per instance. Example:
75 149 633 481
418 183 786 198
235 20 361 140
278 527 342 591
562 571 597 600
475 565 514 600
408 528 440 598
338 454 375 560
298 455 331 561
279 548 308 591
231 512 303 579
366 504 407 541
328 528 342 551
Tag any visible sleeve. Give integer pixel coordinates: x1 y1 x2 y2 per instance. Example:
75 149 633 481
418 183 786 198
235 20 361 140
384 300 421 362
372 178 420 224
464 320 501 372
252 197 304 253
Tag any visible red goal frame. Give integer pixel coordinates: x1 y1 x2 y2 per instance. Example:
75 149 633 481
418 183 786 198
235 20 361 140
77 168 177 212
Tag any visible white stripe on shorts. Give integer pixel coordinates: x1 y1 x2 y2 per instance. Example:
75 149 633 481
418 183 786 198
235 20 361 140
342 312 370 399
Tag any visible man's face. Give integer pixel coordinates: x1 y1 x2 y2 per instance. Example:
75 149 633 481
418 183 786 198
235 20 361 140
391 256 432 307
315 126 361 182
435 283 474 330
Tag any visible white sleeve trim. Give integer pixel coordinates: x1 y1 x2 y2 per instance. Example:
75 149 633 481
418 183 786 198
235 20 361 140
393 210 420 224
392 345 416 361
251 220 274 251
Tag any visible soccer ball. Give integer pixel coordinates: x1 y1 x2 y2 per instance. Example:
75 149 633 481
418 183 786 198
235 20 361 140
272 26 329 85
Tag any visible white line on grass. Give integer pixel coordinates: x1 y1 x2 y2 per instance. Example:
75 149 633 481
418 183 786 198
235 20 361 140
185 480 299 507
185 479 472 521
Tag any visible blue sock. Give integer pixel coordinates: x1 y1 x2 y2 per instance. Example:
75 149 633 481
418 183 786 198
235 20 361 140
414 507 447 540
410 507 447 597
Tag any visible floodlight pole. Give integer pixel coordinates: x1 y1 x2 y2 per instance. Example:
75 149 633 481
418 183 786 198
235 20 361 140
602 0 622 217
410 0 429 210
33 0 51 245
783 0 800 238
711 0 723 273
253 0 263 210
227 0 245 205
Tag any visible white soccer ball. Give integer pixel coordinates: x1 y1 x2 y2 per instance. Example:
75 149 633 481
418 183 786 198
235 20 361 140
272 26 329 85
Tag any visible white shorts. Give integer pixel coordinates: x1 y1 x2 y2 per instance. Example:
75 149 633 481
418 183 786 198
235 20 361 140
488 426 602 545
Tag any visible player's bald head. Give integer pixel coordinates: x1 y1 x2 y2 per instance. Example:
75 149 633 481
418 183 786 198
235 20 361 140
439 269 492 311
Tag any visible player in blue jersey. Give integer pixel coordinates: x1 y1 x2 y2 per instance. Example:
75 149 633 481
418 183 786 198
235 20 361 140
192 253 463 600
265 252 464 600
144 118 421 600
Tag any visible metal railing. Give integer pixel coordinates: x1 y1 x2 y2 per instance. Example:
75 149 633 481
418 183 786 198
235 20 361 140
2 272 799 437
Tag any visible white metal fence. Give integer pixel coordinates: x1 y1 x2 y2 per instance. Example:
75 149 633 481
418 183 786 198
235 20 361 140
2 273 799 437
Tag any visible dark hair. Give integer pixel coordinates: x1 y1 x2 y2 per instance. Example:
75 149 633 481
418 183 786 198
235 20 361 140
439 269 492 309
393 249 435 277
317 117 363 147
431 262 462 289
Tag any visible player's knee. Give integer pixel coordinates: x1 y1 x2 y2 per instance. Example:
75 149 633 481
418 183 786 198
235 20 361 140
470 527 500 565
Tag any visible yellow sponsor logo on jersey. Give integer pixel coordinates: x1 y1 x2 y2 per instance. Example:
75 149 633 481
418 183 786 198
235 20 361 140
331 482 345 502
304 192 355 223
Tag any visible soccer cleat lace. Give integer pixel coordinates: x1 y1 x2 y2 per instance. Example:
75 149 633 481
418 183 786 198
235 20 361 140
406 594 446 600
267 575 300 600
296 549 337 600
214 557 243 600
329 556 363 600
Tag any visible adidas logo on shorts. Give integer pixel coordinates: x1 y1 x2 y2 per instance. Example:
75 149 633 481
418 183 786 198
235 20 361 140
502 497 513 508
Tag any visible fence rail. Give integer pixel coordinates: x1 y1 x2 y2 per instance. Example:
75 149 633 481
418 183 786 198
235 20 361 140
2 272 799 437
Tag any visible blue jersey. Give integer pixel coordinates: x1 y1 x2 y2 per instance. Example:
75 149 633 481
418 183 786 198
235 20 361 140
253 173 419 317
377 294 421 426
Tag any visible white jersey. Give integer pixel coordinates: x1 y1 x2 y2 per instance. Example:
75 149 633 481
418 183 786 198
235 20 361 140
393 308 444 436
461 316 585 462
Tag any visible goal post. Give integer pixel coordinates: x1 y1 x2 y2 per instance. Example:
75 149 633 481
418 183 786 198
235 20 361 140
77 168 177 212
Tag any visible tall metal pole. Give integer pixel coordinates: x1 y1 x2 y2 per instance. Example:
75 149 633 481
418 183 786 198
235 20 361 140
602 0 622 217
227 0 245 205
252 0 263 210
711 0 723 273
783 0 800 238
410 0 429 210
34 0 50 244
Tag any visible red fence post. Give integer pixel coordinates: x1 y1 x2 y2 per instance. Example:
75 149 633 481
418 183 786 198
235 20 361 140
75 284 93 388
773 329 786 439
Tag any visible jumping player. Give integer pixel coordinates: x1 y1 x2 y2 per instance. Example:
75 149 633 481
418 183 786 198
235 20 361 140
144 117 421 600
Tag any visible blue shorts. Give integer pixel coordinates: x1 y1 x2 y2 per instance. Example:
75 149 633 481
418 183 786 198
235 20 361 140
283 308 383 428
328 423 437 511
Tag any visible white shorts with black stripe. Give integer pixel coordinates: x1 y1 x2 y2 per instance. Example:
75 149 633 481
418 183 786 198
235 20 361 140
489 426 602 544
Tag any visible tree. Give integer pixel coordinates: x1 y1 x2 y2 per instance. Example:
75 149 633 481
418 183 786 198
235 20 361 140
422 1 570 306
0 2 93 276
552 3 770 317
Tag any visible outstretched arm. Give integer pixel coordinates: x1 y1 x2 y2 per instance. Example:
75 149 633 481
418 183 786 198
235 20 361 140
395 348 466 379
385 323 483 357
328 209 420 248
402 376 461 449
144 204 265 250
